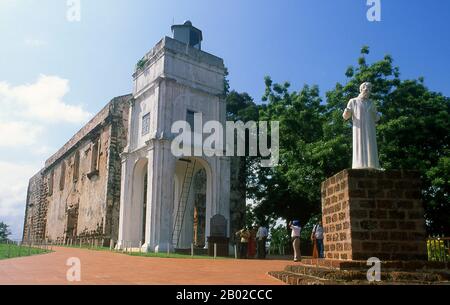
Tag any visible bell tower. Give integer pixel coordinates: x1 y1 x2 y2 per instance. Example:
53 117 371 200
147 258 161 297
118 22 230 253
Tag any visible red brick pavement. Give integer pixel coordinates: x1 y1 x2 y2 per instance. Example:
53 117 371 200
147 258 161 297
0 247 288 285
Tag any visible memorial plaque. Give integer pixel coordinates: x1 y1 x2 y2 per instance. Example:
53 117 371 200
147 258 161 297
210 214 227 237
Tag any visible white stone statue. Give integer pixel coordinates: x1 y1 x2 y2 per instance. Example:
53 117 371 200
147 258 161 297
343 82 381 169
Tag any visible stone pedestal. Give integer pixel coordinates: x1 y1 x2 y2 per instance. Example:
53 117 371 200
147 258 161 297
321 169 427 261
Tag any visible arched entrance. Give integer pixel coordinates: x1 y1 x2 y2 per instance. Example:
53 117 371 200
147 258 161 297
172 157 211 249
128 158 148 248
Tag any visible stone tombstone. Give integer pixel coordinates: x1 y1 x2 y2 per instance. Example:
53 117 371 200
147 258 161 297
210 214 227 237
208 214 229 257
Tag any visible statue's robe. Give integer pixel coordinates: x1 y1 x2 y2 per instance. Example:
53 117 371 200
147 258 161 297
343 98 381 169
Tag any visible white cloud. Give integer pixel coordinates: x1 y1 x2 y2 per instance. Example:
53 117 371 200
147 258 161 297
0 161 41 240
0 75 91 239
32 145 54 156
0 121 43 147
0 74 91 124
0 161 39 218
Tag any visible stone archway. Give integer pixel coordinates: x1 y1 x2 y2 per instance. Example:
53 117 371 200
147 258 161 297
173 157 212 249
128 157 148 248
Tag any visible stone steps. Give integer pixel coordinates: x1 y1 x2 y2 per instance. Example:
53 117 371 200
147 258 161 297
268 271 333 285
298 258 450 271
269 270 450 285
285 264 450 282
269 263 450 285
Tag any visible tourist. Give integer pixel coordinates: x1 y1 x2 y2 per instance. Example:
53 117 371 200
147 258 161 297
311 220 324 259
247 226 257 259
256 224 268 259
235 227 250 259
289 220 302 262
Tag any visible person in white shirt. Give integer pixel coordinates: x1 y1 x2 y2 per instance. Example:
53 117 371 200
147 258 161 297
311 220 324 258
256 225 268 259
289 220 302 262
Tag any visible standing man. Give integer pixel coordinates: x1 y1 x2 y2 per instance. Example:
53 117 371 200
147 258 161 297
311 220 324 259
235 227 250 259
256 224 268 259
289 220 302 262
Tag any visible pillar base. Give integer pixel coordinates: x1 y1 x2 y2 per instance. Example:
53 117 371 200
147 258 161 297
154 243 175 254
321 169 427 261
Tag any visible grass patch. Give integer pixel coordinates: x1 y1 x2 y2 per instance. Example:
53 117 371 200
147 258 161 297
427 239 450 262
126 251 233 260
53 243 236 260
0 243 51 260
57 244 232 259
60 244 111 252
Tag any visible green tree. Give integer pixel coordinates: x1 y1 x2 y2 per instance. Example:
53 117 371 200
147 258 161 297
326 47 450 235
425 156 450 235
225 90 260 234
0 222 11 242
269 225 291 254
251 80 327 226
248 46 450 235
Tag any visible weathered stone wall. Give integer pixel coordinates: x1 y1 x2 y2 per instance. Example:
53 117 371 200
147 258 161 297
45 101 112 168
23 170 47 241
105 97 130 241
322 169 427 261
44 125 107 241
24 95 131 243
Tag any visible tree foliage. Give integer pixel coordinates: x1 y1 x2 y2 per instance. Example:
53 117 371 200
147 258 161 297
0 222 11 242
228 46 450 235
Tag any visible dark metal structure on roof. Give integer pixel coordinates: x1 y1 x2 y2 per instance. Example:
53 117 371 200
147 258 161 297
171 20 203 50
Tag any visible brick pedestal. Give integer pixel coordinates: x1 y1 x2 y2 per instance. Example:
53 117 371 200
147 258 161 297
321 169 427 261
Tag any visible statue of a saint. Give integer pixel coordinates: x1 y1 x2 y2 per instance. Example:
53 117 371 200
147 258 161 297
343 82 381 169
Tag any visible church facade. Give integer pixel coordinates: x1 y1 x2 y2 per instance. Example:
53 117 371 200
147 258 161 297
23 22 244 251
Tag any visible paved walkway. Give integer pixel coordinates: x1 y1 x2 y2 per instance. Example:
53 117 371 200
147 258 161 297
0 247 289 285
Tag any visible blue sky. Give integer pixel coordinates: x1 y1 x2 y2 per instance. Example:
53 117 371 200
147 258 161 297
1 0 449 239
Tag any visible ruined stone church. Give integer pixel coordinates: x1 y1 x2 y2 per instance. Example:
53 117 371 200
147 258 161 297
23 22 245 252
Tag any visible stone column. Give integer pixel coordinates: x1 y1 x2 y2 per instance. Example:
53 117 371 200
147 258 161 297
143 139 176 253
203 156 231 248
117 153 134 249
321 169 427 261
